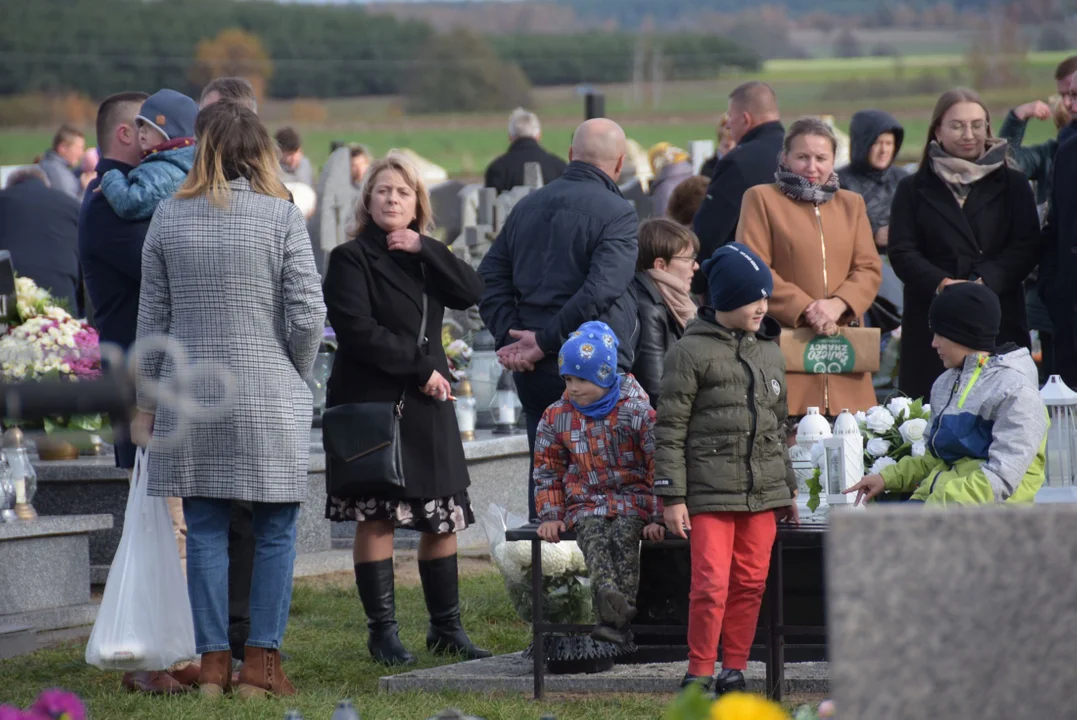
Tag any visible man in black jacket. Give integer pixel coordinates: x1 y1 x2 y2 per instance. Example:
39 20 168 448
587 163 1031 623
0 168 81 313
484 108 568 193
479 117 638 519
691 81 784 296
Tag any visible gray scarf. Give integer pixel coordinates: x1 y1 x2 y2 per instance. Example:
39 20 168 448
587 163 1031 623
774 161 841 205
929 139 1008 207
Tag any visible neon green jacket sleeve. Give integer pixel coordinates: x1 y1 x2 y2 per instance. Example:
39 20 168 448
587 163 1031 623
880 453 945 494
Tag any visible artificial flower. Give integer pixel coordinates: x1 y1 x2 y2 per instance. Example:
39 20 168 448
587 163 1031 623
866 437 891 458
865 407 895 434
870 456 898 475
912 440 927 458
899 418 928 444
886 396 912 421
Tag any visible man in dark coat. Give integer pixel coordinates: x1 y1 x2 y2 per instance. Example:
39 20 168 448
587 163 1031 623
691 81 784 296
1041 77 1077 387
0 168 81 312
479 117 639 520
484 108 568 193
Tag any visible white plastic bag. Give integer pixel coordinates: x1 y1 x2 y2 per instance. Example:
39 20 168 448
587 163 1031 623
86 449 196 671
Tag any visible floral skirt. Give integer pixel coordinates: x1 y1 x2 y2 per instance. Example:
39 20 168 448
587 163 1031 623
326 489 475 534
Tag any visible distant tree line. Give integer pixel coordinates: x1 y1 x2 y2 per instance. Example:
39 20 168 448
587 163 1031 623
0 0 758 101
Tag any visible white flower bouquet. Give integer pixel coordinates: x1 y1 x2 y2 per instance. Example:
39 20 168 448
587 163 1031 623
479 504 592 625
803 398 931 509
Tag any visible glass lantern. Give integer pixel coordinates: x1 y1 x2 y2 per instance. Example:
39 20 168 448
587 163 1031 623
1041 375 1077 488
468 329 501 429
491 368 522 435
4 428 37 520
0 450 16 523
455 377 478 442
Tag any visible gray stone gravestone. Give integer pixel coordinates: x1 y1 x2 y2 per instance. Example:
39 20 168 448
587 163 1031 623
828 505 1077 720
430 179 466 244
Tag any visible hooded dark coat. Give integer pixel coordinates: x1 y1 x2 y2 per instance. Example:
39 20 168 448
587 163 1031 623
837 110 908 235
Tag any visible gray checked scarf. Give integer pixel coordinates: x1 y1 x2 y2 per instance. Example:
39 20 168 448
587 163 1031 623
774 160 841 205
928 138 1009 208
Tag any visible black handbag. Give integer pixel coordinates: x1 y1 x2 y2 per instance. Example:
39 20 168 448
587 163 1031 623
323 293 428 498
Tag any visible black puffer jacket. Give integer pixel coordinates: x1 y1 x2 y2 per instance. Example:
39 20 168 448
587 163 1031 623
629 272 684 406
837 110 908 235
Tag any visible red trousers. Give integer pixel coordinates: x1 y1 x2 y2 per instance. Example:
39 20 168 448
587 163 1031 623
687 510 777 677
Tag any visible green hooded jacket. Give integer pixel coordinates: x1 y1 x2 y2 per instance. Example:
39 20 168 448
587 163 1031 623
654 310 796 514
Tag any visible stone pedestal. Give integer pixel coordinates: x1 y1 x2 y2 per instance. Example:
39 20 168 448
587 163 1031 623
0 514 112 655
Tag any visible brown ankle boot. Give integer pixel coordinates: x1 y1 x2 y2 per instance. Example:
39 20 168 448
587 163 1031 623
235 646 296 699
197 651 232 697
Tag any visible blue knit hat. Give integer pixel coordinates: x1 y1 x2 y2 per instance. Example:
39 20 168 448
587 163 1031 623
558 321 620 389
701 243 773 312
136 89 198 142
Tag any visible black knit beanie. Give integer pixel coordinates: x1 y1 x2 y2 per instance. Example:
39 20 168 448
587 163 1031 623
928 282 1001 351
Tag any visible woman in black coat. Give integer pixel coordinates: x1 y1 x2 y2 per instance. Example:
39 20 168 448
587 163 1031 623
889 88 1040 399
629 217 699 406
323 154 489 666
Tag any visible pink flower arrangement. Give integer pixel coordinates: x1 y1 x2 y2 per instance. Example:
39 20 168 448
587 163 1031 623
0 690 86 720
0 308 101 383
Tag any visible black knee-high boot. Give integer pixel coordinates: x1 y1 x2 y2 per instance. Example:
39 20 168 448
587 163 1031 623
354 560 416 666
418 555 491 660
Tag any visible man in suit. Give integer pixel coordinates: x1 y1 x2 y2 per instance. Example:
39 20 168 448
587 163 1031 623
484 108 568 193
479 118 638 520
691 82 785 297
0 168 81 312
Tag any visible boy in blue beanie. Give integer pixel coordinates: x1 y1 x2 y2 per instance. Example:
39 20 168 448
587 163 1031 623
654 243 798 693
534 320 665 645
99 89 198 221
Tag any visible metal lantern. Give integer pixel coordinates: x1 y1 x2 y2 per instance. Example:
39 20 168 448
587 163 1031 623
491 368 522 435
1040 375 1077 487
4 428 37 520
455 377 477 442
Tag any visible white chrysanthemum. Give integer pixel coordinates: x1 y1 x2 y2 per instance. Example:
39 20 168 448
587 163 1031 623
866 437 891 458
541 541 573 576
870 457 898 475
899 418 928 444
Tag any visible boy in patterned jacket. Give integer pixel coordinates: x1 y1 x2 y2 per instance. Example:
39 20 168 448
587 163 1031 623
534 321 665 646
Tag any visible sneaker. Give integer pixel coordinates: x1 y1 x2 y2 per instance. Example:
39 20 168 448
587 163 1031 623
590 622 631 646
714 668 746 695
679 672 715 693
596 587 633 628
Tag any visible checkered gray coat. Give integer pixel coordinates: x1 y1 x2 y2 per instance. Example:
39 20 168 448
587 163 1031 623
136 178 326 503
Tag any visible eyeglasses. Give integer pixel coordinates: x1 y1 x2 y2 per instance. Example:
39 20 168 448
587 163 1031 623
944 120 987 134
669 254 697 263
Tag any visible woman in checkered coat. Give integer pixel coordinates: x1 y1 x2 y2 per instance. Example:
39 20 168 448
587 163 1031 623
134 101 325 698
323 153 489 667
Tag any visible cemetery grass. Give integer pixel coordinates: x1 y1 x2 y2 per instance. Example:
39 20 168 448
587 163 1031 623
0 570 679 720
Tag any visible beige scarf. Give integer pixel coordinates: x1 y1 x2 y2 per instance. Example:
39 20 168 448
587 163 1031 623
929 139 1008 207
646 268 697 329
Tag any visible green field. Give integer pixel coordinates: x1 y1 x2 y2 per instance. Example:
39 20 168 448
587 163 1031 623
0 51 1066 179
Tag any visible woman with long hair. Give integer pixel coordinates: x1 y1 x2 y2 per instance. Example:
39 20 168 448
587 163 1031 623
736 117 883 417
135 100 325 699
888 88 1040 399
323 153 489 667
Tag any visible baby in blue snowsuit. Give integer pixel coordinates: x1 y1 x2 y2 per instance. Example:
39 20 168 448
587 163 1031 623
99 89 198 221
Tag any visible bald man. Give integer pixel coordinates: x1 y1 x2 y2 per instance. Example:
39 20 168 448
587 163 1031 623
479 117 640 520
692 81 785 296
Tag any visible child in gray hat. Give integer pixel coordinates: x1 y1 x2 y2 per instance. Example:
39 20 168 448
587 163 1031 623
99 89 198 221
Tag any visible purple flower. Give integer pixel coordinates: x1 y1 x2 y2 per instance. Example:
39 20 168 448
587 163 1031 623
0 706 27 720
29 690 85 720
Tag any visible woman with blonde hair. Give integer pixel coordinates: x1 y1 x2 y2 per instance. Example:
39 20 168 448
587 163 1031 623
135 100 325 698
736 117 883 417
323 152 488 667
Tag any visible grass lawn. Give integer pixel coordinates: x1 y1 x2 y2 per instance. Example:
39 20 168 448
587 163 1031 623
0 568 679 719
0 567 821 719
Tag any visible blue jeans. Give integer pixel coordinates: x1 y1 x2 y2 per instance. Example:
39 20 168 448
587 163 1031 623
183 497 300 654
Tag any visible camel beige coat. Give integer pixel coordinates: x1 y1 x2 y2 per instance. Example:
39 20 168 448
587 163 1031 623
736 183 882 416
